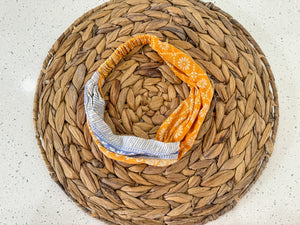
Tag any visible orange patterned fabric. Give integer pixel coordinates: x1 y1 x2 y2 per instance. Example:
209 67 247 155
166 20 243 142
87 34 213 166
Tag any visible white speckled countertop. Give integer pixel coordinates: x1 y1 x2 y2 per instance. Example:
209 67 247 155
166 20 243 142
0 0 299 224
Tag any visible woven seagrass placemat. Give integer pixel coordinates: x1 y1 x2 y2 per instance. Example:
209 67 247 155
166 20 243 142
33 0 279 224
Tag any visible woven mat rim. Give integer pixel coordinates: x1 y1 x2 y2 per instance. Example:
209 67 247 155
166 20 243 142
33 0 279 224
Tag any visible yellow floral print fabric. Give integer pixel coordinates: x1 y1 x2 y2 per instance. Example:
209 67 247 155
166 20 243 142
87 34 213 166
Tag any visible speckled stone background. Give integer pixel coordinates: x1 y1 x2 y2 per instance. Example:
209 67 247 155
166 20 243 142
0 0 299 224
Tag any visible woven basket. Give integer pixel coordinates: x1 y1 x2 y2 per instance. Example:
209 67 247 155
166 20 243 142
33 0 279 224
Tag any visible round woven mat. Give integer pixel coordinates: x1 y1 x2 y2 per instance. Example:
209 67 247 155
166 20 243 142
33 0 279 224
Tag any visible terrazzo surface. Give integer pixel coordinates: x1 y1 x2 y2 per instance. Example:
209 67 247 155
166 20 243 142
0 0 299 224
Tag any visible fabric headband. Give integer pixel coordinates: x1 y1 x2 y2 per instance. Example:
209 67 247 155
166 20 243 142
84 34 213 166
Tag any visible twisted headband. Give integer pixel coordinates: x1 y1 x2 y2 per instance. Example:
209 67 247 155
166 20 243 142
84 34 213 166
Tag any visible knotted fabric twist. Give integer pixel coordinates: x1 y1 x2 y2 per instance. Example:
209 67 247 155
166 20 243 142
84 34 213 166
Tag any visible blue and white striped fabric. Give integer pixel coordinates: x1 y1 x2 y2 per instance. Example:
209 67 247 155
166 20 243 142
84 71 180 159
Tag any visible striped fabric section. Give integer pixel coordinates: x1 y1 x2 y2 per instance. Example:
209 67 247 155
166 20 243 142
84 71 180 159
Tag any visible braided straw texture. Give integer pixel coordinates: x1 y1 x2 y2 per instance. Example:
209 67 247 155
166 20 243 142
33 0 279 224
